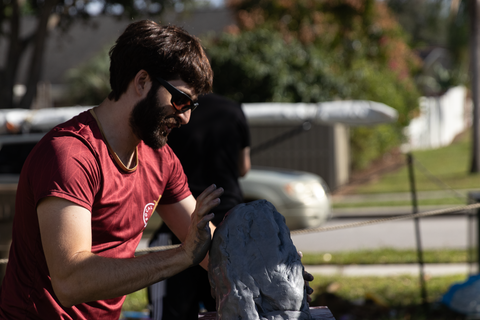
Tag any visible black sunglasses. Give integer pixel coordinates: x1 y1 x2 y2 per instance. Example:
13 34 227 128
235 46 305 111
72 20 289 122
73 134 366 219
154 76 198 113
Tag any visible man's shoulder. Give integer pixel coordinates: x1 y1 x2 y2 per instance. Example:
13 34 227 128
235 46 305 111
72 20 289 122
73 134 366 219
45 110 102 147
199 94 241 109
30 110 103 165
198 94 245 120
52 109 96 135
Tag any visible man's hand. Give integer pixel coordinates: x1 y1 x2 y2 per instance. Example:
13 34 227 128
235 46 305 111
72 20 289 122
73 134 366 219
298 251 314 303
182 184 223 266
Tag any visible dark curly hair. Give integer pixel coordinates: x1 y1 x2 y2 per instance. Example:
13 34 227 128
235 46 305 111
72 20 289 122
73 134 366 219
108 20 213 101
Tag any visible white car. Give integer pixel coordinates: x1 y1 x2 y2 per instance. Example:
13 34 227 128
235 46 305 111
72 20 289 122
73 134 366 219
239 166 332 230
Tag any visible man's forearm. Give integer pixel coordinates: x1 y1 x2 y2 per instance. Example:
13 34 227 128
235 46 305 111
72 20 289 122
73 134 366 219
52 246 191 307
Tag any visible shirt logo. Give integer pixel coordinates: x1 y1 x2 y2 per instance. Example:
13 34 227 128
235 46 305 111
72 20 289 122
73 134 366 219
143 195 162 228
143 203 155 228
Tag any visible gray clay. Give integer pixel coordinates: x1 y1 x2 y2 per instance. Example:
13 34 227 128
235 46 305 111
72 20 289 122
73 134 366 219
208 199 312 320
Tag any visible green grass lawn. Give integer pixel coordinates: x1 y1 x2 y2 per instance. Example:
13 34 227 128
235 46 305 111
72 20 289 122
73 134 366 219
307 135 479 318
122 289 149 313
352 131 480 194
310 274 468 320
310 273 467 307
301 248 474 265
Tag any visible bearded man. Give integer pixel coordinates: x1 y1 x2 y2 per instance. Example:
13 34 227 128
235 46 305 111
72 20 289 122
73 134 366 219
0 20 223 320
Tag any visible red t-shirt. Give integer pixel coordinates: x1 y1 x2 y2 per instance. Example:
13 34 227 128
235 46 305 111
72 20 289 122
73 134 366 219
0 110 191 319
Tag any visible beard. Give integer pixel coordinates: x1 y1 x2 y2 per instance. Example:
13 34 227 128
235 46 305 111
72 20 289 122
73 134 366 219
129 82 179 149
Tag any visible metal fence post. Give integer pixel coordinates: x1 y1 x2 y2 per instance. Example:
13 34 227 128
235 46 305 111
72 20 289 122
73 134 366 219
406 153 428 308
468 191 480 274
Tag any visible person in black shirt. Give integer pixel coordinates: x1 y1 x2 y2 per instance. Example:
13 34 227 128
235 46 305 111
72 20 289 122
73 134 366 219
148 93 251 319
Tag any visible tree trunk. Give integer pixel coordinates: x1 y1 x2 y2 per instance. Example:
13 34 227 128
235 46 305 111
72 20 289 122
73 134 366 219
0 0 40 109
471 0 480 173
0 0 21 109
18 0 60 109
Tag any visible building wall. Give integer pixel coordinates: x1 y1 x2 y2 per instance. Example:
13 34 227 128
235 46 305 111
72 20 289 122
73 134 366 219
248 123 349 190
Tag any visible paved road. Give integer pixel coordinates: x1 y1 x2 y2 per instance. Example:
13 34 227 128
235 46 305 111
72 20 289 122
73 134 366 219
140 214 473 253
305 263 475 277
292 207 474 253
292 207 477 276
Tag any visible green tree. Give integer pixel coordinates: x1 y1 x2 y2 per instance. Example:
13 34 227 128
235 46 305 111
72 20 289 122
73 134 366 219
205 0 421 169
206 28 344 103
0 0 196 110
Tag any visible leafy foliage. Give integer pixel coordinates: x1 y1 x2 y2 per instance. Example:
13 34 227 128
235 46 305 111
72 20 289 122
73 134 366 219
206 28 344 103
205 0 421 169
63 45 112 106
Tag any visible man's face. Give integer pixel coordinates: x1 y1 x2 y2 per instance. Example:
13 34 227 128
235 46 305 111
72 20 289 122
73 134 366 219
129 81 181 149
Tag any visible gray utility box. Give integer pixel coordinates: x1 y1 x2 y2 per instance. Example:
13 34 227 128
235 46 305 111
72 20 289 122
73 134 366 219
249 123 349 191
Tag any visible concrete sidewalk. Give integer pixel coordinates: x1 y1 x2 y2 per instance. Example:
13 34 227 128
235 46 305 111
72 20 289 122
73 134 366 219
305 263 474 277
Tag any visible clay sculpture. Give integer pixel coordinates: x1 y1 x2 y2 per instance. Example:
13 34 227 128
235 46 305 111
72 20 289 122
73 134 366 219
208 199 312 320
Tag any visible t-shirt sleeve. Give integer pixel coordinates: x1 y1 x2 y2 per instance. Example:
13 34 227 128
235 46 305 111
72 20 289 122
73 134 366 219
30 134 100 211
158 147 191 204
